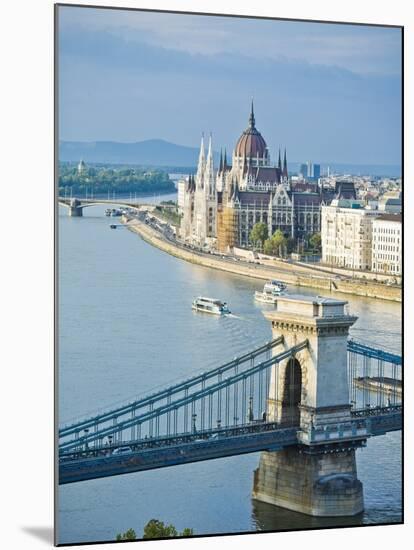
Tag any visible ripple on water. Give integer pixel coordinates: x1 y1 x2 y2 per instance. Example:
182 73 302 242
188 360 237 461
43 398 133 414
58 206 402 544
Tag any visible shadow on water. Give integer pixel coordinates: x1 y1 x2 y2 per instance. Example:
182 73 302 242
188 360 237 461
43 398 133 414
251 499 364 532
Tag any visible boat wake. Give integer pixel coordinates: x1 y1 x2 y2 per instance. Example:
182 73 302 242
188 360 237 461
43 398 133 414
225 313 245 320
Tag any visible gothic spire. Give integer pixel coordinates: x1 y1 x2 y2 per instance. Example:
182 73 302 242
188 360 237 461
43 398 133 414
249 99 255 129
198 134 205 170
283 148 288 178
206 133 213 167
278 148 282 171
223 148 227 169
219 149 223 173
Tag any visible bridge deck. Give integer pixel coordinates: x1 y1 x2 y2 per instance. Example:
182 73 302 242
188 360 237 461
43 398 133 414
59 424 298 484
59 407 401 484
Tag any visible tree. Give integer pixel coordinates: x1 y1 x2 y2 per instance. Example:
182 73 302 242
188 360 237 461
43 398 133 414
263 229 287 257
143 519 194 539
286 236 296 254
309 232 321 252
116 528 136 541
249 222 268 249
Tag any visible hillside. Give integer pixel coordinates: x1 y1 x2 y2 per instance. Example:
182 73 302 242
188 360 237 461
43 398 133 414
59 139 220 167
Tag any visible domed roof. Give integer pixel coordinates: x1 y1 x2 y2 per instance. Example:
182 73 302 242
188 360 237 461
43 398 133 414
234 102 268 159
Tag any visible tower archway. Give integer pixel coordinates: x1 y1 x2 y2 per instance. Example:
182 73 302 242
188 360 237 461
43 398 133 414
280 357 302 425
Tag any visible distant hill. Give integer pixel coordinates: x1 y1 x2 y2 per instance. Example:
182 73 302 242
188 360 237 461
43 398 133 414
59 139 220 168
59 139 401 178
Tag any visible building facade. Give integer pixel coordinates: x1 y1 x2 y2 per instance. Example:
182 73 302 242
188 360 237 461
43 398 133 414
180 135 217 247
180 103 323 252
372 214 402 275
378 191 402 214
321 200 379 271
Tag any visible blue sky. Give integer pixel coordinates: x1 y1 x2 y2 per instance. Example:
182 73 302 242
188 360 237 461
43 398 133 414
58 6 402 165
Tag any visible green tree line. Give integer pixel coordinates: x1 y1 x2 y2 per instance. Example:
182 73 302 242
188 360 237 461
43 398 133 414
249 223 321 257
58 164 175 196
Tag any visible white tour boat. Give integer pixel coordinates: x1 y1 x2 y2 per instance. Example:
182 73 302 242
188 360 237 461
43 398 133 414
192 297 231 315
255 280 287 304
254 290 279 304
263 280 287 294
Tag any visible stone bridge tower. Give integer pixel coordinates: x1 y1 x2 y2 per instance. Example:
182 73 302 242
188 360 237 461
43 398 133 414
252 294 365 517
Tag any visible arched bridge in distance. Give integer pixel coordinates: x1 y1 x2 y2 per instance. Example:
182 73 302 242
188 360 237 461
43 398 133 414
58 197 177 216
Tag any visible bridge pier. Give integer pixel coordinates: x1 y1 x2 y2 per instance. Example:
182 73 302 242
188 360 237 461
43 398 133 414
252 294 364 517
69 206 83 216
253 447 363 517
68 199 83 217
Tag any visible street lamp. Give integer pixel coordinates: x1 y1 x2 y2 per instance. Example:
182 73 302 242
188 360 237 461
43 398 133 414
84 428 89 451
191 413 197 434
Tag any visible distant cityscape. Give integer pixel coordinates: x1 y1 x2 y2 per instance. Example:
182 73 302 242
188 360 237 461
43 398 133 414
175 103 401 280
60 129 401 282
60 102 401 283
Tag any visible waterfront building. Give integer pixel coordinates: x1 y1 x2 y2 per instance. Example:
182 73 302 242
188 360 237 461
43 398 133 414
180 134 217 247
320 180 357 205
321 200 378 270
180 103 323 251
372 214 402 275
378 191 402 214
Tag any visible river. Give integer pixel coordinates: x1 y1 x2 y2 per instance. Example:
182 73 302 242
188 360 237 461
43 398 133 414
58 201 402 544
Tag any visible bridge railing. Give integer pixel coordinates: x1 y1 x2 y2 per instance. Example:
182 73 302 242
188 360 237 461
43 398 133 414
347 340 402 413
59 338 402 456
59 339 308 454
59 337 284 438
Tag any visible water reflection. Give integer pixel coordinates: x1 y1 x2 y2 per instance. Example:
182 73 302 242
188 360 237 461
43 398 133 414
251 498 364 532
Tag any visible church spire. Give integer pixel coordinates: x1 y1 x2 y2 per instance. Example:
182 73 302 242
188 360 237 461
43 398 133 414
197 134 205 171
206 133 213 166
223 148 227 169
196 134 206 190
249 99 255 128
205 133 215 197
283 148 288 178
219 149 223 173
278 148 282 171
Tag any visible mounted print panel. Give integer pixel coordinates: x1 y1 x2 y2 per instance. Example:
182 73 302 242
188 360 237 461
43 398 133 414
56 4 403 546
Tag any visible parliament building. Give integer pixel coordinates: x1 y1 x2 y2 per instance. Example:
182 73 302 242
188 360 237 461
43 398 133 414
180 103 322 252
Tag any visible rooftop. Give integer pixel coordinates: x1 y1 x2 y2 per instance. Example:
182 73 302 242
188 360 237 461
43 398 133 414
374 214 402 223
264 294 356 322
276 294 347 306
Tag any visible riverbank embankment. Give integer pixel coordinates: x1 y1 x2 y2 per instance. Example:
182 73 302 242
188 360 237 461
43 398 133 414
124 218 401 303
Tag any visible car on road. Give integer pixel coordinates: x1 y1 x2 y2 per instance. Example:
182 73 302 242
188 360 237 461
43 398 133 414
112 446 133 455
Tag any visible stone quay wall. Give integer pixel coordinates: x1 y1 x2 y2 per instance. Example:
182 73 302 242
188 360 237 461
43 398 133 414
123 218 401 303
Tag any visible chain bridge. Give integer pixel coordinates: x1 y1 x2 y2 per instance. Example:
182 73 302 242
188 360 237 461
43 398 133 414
59 294 402 519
